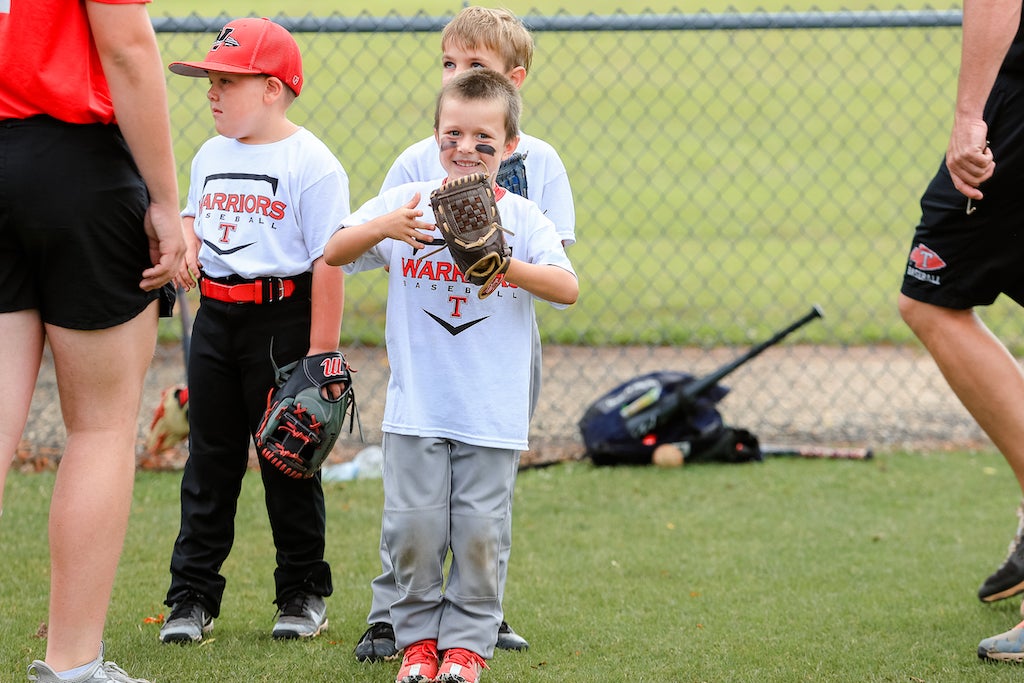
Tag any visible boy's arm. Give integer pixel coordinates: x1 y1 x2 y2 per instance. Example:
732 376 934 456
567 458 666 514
308 256 344 354
86 0 184 291
324 193 433 266
539 163 576 247
504 260 578 306
514 136 576 246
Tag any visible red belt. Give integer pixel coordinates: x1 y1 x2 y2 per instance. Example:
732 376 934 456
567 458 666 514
199 277 298 304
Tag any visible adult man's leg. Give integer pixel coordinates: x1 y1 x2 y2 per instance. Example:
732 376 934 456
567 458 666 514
900 295 1024 600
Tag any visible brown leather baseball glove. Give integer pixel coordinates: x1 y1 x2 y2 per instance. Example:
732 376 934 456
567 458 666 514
430 172 513 299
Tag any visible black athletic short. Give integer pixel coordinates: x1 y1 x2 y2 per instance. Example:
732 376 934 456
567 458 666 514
0 115 158 329
901 73 1024 309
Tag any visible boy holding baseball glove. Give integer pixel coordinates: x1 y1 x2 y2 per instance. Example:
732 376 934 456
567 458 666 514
157 17 350 645
356 5 577 662
324 69 577 683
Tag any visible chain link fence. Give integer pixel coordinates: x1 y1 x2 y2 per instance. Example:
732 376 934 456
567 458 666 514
25 8 1010 462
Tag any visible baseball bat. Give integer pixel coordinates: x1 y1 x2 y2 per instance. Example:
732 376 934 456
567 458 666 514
620 305 824 425
679 304 824 403
761 444 873 460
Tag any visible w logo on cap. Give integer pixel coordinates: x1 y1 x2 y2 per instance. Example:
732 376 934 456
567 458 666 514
211 27 240 51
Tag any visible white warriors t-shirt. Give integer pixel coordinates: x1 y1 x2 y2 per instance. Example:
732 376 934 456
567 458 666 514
183 127 350 279
342 180 576 450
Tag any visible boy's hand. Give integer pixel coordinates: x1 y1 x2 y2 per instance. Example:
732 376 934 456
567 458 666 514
380 193 435 249
174 245 202 291
324 194 434 268
173 219 203 291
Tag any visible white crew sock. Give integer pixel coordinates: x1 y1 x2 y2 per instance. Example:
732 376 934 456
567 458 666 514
56 652 101 680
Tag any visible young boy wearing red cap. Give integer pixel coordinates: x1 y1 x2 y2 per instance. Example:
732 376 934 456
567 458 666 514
157 17 349 645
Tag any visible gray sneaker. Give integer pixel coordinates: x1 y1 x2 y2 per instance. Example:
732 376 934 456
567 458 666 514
272 593 328 639
28 642 152 682
159 600 213 644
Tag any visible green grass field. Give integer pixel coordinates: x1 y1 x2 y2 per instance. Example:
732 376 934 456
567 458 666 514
5 450 1024 682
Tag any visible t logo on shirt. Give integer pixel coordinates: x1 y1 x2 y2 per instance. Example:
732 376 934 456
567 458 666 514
1 1 11 14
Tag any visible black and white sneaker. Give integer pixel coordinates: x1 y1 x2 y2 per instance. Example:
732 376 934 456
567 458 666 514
979 499 1024 603
159 600 213 644
495 620 529 651
354 621 399 662
272 593 328 639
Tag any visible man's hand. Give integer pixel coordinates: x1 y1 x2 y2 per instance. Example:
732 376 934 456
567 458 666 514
946 116 994 201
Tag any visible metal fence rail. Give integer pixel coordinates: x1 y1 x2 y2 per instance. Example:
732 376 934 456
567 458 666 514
34 9 1008 461
152 10 966 32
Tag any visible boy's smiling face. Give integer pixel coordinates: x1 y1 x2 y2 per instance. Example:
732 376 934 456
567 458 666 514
435 95 517 181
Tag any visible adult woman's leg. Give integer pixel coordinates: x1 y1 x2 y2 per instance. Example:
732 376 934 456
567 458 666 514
43 303 158 670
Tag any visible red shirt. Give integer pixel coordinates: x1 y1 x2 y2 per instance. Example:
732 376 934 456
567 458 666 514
0 0 150 124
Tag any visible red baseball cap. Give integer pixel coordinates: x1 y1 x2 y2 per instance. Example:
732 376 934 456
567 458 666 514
169 17 303 96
